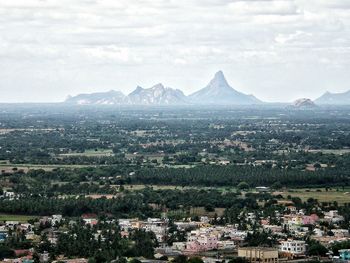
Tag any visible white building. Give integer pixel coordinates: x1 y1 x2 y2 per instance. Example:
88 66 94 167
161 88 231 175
50 215 63 226
279 239 306 255
217 240 235 250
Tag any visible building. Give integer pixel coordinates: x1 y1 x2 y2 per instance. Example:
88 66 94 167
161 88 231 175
50 215 63 226
142 218 168 243
217 240 235 250
238 247 278 263
324 210 344 223
302 214 319 225
256 186 270 192
185 234 218 253
331 229 350 238
279 240 306 256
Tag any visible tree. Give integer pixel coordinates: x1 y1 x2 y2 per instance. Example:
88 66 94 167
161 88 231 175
308 242 328 256
0 246 15 260
237 182 250 190
130 230 157 258
187 257 204 263
172 255 188 263
271 182 282 190
228 257 249 263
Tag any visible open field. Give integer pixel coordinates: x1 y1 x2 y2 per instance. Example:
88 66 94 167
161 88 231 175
59 149 114 157
126 185 350 205
0 163 107 174
123 184 239 192
124 184 194 191
0 214 38 222
275 187 350 205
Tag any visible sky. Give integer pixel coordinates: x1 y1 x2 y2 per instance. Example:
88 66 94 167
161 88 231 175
0 0 349 103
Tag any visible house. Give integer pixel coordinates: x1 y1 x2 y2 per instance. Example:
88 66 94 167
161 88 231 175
5 221 19 229
185 234 218 253
83 218 98 226
302 214 319 225
256 186 270 192
118 218 141 231
82 214 98 226
142 218 168 243
185 241 203 253
324 210 344 223
263 225 283 234
3 191 16 200
279 239 306 256
238 247 279 263
217 240 235 250
172 242 186 251
331 229 350 238
50 215 63 226
286 206 297 213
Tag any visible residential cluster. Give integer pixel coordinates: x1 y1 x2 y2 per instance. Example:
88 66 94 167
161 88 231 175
0 203 349 262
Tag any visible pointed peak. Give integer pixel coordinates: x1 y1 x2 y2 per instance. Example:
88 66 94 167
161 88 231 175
209 70 230 88
212 71 227 84
214 70 225 79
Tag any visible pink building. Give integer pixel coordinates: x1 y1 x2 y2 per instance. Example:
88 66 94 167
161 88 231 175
185 241 203 253
185 235 218 253
302 214 319 225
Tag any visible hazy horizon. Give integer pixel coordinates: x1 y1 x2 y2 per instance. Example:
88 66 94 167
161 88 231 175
1 0 350 103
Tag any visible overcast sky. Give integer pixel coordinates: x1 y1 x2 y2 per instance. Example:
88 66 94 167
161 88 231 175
0 0 349 103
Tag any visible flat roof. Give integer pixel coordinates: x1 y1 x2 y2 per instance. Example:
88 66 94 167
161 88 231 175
239 247 278 251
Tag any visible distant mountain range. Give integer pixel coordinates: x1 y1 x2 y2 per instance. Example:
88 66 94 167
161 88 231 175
65 71 262 106
315 90 350 105
65 71 350 106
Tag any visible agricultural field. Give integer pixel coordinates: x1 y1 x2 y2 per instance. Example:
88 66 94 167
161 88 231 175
275 187 350 205
0 213 38 223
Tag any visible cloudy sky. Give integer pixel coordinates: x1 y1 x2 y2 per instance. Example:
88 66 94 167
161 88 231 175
0 0 349 103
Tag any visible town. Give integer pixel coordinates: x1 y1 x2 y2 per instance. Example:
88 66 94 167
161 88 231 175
0 185 349 263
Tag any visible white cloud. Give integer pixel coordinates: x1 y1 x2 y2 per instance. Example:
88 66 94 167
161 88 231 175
228 0 299 15
0 0 349 102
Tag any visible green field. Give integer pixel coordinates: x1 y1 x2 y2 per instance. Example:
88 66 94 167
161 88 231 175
0 214 38 222
275 187 350 205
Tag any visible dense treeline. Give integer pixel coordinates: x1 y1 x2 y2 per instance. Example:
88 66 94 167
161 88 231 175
5 163 349 197
0 189 260 217
130 165 350 187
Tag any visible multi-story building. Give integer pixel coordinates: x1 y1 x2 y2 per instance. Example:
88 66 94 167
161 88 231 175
279 239 306 256
238 247 279 263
